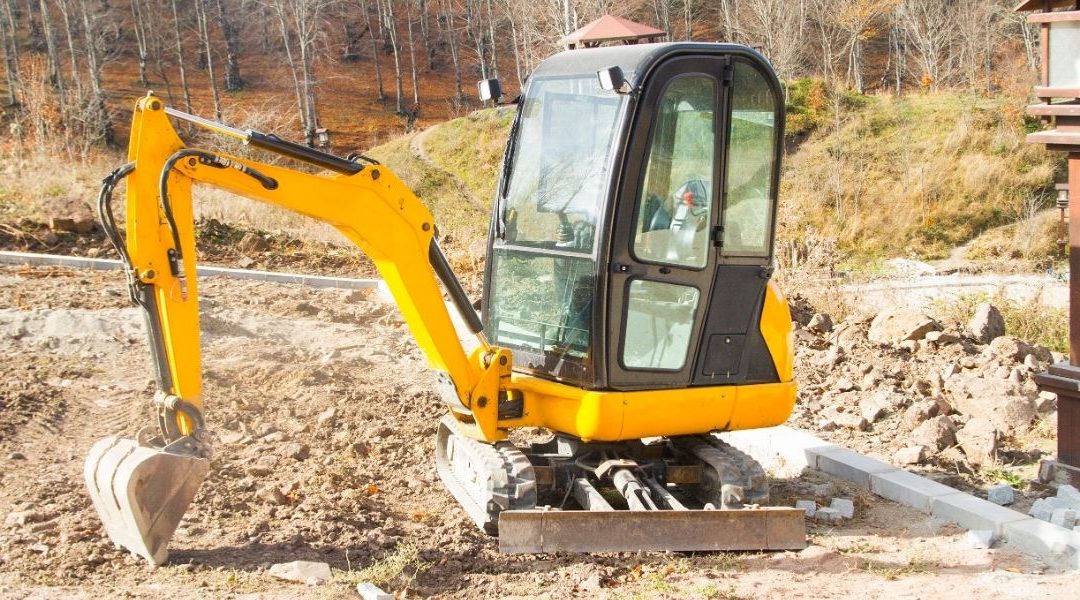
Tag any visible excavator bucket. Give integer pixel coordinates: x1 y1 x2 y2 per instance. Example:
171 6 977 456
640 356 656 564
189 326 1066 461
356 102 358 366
83 436 209 565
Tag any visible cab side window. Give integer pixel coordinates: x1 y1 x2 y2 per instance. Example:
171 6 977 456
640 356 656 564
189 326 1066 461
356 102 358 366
631 75 716 270
721 62 778 257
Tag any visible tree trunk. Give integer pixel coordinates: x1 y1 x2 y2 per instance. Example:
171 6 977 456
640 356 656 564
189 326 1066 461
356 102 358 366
213 0 242 91
418 0 434 70
407 1 419 106
39 0 65 105
129 0 149 86
0 0 17 106
465 0 487 79
170 0 194 114
195 0 222 120
442 0 463 101
78 0 113 145
55 0 81 102
274 6 307 135
503 0 522 87
380 0 404 113
360 0 385 101
484 0 497 78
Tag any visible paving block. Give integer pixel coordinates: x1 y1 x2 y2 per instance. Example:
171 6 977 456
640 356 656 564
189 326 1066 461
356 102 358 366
1002 518 1080 569
1031 497 1071 522
930 493 1030 536
965 529 995 549
814 507 842 523
1051 508 1077 529
357 582 394 600
831 498 855 519
809 447 897 488
987 484 1015 506
870 469 962 513
795 500 816 517
1058 485 1080 510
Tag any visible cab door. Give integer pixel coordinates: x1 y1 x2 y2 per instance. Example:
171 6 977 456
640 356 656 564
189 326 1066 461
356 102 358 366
606 52 784 391
606 56 725 390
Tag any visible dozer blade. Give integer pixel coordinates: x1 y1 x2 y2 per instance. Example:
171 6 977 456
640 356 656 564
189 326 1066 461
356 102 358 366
83 436 209 565
498 507 806 554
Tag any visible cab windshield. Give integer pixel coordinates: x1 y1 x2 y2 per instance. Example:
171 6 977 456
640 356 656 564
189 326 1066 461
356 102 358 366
502 76 625 253
488 75 626 381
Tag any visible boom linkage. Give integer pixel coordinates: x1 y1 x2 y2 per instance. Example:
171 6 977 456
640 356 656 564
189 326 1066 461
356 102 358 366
125 95 507 443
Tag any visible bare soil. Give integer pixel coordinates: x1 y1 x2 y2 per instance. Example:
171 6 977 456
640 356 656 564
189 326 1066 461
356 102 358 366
0 265 1074 599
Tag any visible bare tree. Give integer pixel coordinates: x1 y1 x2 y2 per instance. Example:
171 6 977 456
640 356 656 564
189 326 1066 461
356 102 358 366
441 0 463 100
195 0 222 120
463 0 488 79
897 0 957 90
378 0 405 113
407 0 419 106
130 0 151 86
359 0 385 101
214 0 244 91
170 0 194 114
1 0 20 105
264 0 330 144
77 0 113 144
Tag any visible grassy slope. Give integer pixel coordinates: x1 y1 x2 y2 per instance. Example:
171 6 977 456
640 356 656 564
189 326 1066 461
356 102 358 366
780 92 1060 266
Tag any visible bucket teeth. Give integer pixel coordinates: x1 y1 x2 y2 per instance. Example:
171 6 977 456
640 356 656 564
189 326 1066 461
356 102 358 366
84 435 209 565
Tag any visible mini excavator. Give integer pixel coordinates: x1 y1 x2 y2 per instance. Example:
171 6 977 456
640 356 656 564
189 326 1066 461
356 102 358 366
85 43 804 564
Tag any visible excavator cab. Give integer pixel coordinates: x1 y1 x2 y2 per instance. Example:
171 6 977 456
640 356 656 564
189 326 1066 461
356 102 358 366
485 43 784 393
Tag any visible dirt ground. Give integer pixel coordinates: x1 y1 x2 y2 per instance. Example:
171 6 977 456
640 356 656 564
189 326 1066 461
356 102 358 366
0 265 1075 599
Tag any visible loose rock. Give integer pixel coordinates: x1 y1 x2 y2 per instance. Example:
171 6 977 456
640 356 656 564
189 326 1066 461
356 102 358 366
268 560 332 585
830 498 855 519
955 418 999 466
965 529 995 550
986 484 1015 506
911 415 956 451
357 582 394 600
814 507 842 523
795 500 816 517
807 313 834 334
967 303 1005 344
895 446 927 465
868 309 939 344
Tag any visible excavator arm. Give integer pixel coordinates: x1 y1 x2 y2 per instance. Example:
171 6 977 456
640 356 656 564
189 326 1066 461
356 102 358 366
85 94 509 565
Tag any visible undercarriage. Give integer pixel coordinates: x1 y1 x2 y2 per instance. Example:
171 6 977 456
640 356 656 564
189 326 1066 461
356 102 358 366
435 416 805 553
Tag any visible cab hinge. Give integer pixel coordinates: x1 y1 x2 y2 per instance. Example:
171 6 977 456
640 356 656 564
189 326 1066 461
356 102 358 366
711 225 724 248
721 61 734 87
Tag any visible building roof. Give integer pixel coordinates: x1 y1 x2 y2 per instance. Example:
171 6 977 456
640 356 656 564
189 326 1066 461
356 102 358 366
558 15 666 48
1015 0 1079 11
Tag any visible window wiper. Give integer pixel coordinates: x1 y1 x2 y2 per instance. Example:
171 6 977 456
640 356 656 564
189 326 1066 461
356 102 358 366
496 105 523 240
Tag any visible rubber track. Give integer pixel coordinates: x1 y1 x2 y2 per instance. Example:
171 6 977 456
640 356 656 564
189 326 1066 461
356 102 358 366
672 435 770 506
434 416 536 535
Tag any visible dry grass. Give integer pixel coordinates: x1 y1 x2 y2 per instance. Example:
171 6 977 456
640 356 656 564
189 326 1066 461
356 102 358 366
778 91 1061 265
931 291 1068 353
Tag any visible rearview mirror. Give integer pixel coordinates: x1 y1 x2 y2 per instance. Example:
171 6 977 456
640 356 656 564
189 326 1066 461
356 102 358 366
597 66 631 94
478 78 502 103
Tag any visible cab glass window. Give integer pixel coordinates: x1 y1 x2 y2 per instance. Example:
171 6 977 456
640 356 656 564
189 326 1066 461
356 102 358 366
721 62 777 257
503 76 624 254
632 75 716 269
622 280 700 370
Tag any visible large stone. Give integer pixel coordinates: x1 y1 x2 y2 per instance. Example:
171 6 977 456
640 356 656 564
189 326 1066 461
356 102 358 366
944 373 1037 435
911 415 956 451
987 484 1015 506
357 582 394 600
831 498 855 519
268 561 332 584
868 309 940 344
795 500 817 517
965 529 995 549
807 313 834 334
895 445 927 465
833 412 869 431
955 417 999 466
968 303 1005 344
239 232 271 253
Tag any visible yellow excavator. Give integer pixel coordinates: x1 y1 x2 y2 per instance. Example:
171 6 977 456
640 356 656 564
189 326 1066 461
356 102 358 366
85 42 802 564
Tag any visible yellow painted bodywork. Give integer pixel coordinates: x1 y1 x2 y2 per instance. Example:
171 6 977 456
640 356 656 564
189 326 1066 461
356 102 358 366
124 96 796 445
